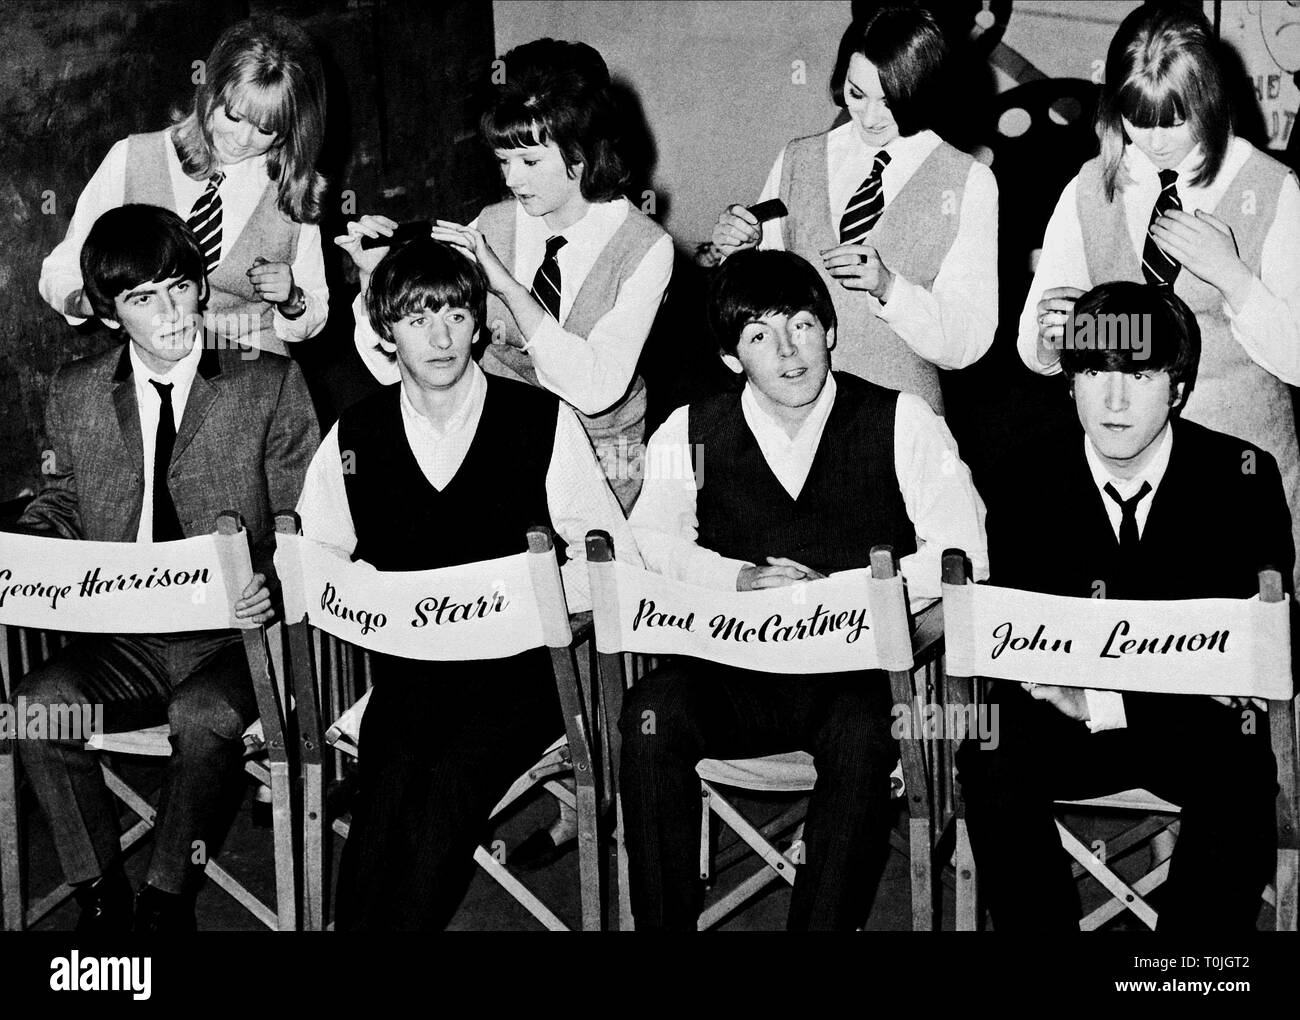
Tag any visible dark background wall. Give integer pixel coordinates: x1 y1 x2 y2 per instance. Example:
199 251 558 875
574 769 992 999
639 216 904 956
0 0 498 501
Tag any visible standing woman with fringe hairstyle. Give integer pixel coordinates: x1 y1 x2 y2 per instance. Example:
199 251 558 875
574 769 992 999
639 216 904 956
709 4 999 415
40 16 330 354
1019 4 1300 585
340 38 673 514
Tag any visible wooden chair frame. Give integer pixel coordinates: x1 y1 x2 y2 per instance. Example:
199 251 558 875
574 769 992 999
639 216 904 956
0 513 296 931
277 515 603 931
942 549 1299 932
586 533 972 931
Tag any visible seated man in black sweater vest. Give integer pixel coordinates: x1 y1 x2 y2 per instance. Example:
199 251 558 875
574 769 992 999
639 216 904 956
295 238 635 930
624 249 989 929
958 281 1292 931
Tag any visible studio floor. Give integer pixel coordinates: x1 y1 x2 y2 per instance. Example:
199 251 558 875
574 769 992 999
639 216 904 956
13 761 1279 931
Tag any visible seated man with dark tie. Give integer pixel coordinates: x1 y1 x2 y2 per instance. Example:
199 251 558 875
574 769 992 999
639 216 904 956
13 204 318 930
622 249 988 929
295 236 636 930
959 280 1292 931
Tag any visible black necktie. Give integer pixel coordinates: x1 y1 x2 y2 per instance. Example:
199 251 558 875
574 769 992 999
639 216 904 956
187 171 225 278
1142 169 1181 287
531 235 567 321
839 150 892 243
1103 480 1152 553
150 380 183 542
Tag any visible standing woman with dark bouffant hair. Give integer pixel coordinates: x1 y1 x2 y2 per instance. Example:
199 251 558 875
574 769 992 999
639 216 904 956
710 4 998 415
1020 4 1300 584
340 37 673 513
40 15 330 353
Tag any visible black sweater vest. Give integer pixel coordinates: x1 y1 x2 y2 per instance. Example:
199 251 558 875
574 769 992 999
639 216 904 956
338 376 561 571
687 373 915 574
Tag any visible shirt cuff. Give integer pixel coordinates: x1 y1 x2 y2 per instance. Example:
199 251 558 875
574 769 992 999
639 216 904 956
1084 689 1128 732
706 555 754 592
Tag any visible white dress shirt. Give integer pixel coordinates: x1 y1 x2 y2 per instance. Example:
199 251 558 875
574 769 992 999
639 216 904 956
1078 424 1174 733
755 124 999 371
39 134 328 342
129 337 204 543
1018 137 1300 383
296 362 640 611
629 373 990 600
354 197 674 415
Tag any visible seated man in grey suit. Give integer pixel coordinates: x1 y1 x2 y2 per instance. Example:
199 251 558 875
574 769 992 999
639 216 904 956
12 205 318 930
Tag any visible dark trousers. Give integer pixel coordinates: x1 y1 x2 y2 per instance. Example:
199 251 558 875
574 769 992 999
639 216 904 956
335 651 564 931
14 631 257 893
957 681 1276 931
619 661 897 930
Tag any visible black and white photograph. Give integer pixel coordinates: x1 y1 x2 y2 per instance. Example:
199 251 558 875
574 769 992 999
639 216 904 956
0 0 1296 996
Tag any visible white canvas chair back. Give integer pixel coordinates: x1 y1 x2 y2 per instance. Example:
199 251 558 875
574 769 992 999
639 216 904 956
585 530 963 930
274 518 600 931
940 549 1298 931
0 513 294 931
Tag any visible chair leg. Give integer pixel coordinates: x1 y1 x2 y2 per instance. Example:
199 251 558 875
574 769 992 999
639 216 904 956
614 792 634 931
1 749 24 931
472 845 569 930
575 778 601 932
1057 819 1158 929
952 817 978 931
908 816 932 931
302 760 325 931
268 762 296 931
699 784 711 881
1276 847 1298 931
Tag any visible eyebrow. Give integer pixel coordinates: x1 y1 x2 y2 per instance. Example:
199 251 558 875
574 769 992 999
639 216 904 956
844 73 869 95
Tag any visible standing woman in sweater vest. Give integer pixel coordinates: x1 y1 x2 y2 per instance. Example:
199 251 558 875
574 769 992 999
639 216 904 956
1019 5 1300 585
39 16 329 355
711 5 998 415
342 38 672 513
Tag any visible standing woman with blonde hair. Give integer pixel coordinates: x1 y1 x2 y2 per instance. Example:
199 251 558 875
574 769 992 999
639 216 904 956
40 16 330 353
1020 4 1300 579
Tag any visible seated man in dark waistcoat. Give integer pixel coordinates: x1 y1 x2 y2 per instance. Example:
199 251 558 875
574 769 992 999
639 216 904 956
958 281 1291 931
295 238 635 930
623 249 989 929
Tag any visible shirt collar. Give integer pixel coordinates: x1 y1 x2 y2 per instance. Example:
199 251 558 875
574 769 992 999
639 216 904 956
741 371 837 447
399 360 487 437
1083 422 1174 501
837 123 937 165
1123 140 1208 185
128 334 204 387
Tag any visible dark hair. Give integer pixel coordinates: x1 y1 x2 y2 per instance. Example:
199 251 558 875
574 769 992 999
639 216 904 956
365 239 488 360
708 250 837 355
829 4 948 136
1060 281 1200 411
172 16 328 222
1096 5 1231 201
480 38 629 202
80 205 207 321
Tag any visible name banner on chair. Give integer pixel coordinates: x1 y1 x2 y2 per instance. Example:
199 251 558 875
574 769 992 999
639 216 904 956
274 532 544 661
942 583 1292 699
0 531 253 632
591 559 914 673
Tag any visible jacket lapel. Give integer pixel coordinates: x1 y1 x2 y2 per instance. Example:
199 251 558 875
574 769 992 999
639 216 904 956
109 345 145 479
171 343 221 465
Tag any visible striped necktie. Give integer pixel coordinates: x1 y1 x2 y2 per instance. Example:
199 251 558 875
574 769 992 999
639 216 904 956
839 150 892 243
531 235 567 321
1142 169 1181 287
187 171 225 277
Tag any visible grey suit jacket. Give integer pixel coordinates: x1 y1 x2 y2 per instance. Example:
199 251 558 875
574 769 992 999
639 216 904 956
18 339 319 590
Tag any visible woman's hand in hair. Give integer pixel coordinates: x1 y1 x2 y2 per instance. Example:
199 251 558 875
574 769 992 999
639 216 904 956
334 215 399 285
712 204 761 257
1033 286 1084 367
821 242 894 302
1149 209 1253 309
429 220 515 296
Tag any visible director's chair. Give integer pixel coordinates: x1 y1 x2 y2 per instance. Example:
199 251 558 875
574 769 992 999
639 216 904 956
275 517 602 931
0 513 296 931
586 533 973 930
942 550 1298 931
